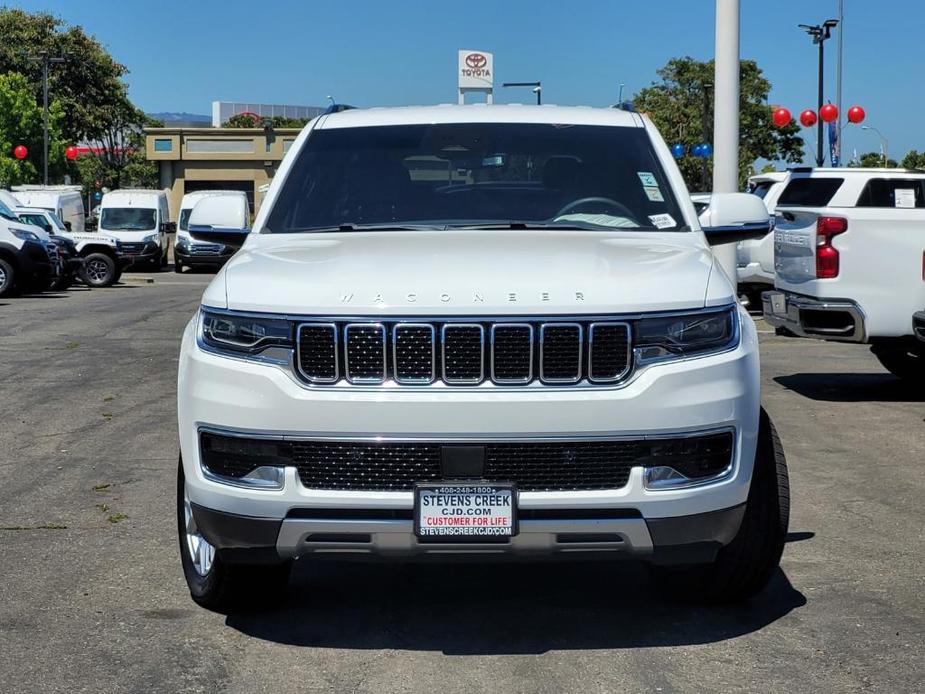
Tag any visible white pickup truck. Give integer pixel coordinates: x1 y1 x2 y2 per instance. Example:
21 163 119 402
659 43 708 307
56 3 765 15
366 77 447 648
763 168 925 381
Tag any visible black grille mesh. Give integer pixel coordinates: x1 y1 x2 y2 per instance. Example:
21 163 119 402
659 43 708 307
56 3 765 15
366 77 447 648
298 325 338 382
442 326 483 382
540 325 582 381
345 325 385 381
200 431 734 492
492 325 532 382
295 319 633 386
394 325 434 382
589 324 630 381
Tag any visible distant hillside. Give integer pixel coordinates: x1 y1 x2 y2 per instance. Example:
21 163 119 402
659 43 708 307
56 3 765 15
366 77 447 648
147 112 212 126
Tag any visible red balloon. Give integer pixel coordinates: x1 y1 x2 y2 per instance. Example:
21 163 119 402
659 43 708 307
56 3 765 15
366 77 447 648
65 145 78 160
847 105 865 124
13 145 27 160
772 107 792 127
820 103 838 123
799 109 818 128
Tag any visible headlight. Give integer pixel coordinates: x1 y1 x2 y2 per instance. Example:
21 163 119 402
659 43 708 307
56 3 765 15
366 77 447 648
199 309 293 360
142 233 159 244
634 306 738 364
12 229 40 242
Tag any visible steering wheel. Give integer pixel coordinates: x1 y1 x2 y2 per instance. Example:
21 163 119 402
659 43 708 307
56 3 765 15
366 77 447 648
554 196 637 222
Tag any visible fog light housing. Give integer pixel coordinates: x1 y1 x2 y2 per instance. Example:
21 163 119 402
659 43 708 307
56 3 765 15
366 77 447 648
199 431 288 490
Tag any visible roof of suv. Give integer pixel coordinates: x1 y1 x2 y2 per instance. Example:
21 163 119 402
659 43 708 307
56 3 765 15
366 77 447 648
789 167 924 177
316 104 644 129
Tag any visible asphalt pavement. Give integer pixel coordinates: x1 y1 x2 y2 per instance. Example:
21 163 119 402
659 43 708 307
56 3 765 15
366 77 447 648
0 271 922 693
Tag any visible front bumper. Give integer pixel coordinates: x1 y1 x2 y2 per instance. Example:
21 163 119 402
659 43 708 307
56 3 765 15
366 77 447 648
175 244 235 267
119 242 161 265
16 240 55 282
191 501 746 565
179 307 761 561
762 290 867 342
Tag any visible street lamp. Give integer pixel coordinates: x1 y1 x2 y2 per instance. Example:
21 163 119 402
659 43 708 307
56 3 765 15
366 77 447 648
861 125 889 166
799 18 838 167
22 49 68 185
502 81 542 105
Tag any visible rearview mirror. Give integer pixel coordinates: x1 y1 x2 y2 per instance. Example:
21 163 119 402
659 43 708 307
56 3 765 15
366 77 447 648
63 221 72 231
699 193 772 245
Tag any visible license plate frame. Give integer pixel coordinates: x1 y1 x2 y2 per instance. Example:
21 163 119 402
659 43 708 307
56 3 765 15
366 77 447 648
413 482 518 542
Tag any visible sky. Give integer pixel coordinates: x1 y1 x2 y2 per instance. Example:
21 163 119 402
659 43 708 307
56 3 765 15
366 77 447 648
11 0 925 164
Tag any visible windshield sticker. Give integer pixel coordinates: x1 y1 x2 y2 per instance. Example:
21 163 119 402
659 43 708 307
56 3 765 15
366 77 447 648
648 213 676 229
643 186 664 202
637 171 659 187
894 188 916 208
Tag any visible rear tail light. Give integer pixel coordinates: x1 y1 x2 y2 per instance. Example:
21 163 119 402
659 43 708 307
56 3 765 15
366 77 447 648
815 216 848 279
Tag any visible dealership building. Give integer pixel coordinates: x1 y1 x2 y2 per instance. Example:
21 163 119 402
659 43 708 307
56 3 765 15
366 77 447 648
144 101 323 218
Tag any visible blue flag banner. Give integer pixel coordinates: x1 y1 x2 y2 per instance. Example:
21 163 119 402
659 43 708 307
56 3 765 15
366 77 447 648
829 121 840 167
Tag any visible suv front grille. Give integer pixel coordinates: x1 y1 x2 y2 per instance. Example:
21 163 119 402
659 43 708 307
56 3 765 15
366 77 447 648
199 430 734 492
296 318 631 387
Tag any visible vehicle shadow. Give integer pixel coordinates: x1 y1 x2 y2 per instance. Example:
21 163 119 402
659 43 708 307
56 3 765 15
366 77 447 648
774 373 922 403
225 560 806 654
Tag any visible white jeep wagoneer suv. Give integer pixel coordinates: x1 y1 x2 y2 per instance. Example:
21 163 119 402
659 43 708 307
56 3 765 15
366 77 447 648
177 105 786 609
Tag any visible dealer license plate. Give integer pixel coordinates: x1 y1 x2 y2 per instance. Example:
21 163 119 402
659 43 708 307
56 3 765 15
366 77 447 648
414 483 517 540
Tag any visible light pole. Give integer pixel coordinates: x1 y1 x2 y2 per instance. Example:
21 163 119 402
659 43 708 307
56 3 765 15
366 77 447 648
23 50 67 185
799 19 838 167
502 81 542 105
861 125 889 166
618 83 625 103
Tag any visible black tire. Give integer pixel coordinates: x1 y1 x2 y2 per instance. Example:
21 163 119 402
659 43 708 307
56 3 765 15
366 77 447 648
871 344 924 384
161 241 169 268
48 273 73 291
651 408 790 603
177 461 291 611
174 259 183 273
0 258 16 297
80 252 117 287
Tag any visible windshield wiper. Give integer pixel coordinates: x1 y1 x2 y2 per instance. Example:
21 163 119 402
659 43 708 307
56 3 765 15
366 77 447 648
285 223 445 233
446 221 630 231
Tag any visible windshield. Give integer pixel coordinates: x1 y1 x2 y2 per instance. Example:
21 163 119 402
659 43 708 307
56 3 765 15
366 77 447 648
0 200 18 222
178 208 192 231
17 213 51 231
266 123 686 233
100 207 157 231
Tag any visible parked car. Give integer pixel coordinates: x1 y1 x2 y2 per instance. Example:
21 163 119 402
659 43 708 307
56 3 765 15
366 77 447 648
15 207 129 287
97 189 173 270
11 184 86 233
177 104 785 609
737 172 789 300
174 190 251 273
763 167 925 381
0 199 58 297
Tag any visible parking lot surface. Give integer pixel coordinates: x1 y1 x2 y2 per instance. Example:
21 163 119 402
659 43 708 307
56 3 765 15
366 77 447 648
0 275 922 694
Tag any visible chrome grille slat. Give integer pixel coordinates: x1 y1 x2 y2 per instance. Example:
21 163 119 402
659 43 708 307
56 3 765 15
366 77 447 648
393 324 435 384
539 323 582 384
442 324 484 384
588 322 631 383
294 317 634 387
490 324 533 384
344 323 386 383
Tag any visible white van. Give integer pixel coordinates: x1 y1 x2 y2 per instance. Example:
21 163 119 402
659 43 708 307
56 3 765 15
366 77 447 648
174 190 250 273
11 185 85 233
97 189 172 270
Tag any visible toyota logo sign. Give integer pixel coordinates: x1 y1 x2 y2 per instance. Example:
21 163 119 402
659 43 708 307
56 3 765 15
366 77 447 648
465 53 487 69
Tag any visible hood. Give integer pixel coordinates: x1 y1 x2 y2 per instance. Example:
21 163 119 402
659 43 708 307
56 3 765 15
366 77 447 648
217 230 720 315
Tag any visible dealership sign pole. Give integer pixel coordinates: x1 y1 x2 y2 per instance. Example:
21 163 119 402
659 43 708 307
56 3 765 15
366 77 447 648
458 50 494 104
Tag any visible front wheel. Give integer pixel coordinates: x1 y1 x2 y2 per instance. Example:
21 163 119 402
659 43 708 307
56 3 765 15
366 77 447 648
651 408 790 602
81 253 117 287
177 461 291 611
0 258 16 297
871 344 924 384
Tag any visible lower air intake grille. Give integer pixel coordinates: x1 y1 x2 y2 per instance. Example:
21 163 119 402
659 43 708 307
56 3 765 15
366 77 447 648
199 431 734 492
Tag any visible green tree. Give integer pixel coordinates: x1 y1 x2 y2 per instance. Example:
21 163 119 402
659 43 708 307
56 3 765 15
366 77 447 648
224 114 311 128
633 57 804 190
849 151 897 168
900 150 925 170
0 72 65 186
0 8 131 142
74 105 161 190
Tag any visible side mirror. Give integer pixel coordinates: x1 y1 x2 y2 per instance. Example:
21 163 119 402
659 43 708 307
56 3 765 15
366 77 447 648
162 221 177 233
188 224 250 248
699 192 772 245
63 221 72 231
